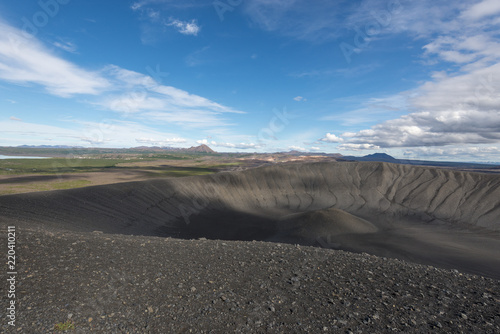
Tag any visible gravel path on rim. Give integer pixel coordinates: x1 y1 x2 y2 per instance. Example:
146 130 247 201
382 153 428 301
2 227 499 333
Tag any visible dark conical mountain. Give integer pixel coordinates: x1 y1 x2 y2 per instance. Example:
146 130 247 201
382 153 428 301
186 144 215 153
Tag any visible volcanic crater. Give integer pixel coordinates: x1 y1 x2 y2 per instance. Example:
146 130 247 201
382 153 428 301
2 161 500 278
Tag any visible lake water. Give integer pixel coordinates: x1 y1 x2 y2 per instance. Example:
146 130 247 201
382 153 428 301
0 155 50 159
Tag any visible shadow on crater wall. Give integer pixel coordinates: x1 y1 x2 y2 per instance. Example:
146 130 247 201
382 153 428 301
1 161 500 278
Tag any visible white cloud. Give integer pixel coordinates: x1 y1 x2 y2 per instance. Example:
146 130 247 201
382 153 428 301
403 145 500 163
332 1 500 151
143 110 232 128
233 142 261 149
337 143 380 151
136 137 187 146
0 120 83 144
289 145 306 151
323 94 410 126
197 139 262 150
131 0 203 11
147 9 161 21
53 40 78 53
131 2 203 43
131 2 143 11
293 96 306 102
196 139 209 145
320 133 344 143
9 116 22 121
423 34 500 68
0 21 243 131
339 108 500 149
405 145 500 157
461 0 500 20
0 118 186 147
411 65 500 112
167 19 200 36
244 0 344 42
151 85 243 113
0 21 109 97
243 0 466 43
310 146 322 151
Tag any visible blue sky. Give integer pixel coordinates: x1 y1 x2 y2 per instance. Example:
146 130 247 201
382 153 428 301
0 0 500 162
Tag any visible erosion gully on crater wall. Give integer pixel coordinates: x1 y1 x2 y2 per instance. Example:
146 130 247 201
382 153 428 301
1 161 500 279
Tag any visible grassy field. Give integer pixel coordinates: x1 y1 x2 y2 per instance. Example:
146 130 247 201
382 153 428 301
0 154 249 195
0 158 142 175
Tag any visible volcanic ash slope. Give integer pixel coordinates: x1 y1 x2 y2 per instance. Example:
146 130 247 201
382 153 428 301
1 161 500 332
1 161 500 277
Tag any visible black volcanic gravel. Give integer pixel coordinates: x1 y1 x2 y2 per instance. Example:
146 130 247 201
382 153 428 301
1 226 499 333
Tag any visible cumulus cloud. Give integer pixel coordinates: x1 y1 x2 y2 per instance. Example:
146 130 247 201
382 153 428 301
320 133 344 143
340 110 500 148
167 19 200 36
328 1 500 151
341 61 500 149
289 145 306 151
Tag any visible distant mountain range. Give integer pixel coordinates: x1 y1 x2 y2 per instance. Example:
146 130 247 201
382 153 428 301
343 153 499 168
17 145 85 148
342 153 398 163
133 144 215 153
16 144 217 154
8 145 499 167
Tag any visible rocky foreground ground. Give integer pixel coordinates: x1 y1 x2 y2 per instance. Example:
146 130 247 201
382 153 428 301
2 226 499 333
